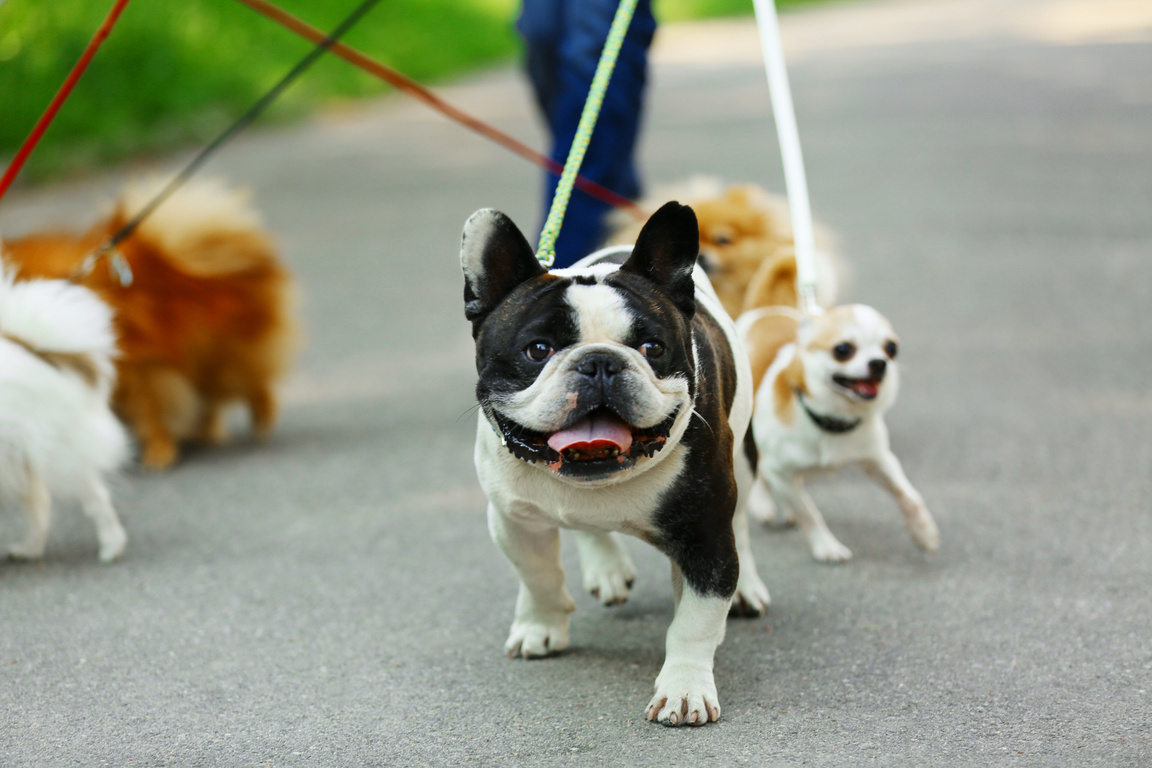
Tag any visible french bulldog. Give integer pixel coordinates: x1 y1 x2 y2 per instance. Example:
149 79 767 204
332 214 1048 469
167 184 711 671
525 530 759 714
460 201 771 726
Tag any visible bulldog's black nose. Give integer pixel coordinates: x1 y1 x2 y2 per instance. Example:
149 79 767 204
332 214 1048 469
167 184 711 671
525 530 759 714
868 358 887 380
576 352 621 383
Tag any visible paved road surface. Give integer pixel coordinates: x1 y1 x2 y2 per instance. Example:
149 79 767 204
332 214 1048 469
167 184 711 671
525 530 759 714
2 0 1150 765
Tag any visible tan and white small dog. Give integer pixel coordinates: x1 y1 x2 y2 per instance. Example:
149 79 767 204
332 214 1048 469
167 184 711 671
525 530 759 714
0 269 129 562
739 303 939 563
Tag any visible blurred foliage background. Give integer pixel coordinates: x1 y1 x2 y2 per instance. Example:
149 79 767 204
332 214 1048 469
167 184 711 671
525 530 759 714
0 0 815 182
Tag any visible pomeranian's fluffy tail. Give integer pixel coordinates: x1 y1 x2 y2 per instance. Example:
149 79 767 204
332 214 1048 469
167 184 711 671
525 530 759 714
110 177 281 277
0 269 118 394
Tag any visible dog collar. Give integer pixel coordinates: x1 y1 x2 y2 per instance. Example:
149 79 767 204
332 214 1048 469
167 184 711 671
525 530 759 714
796 390 862 434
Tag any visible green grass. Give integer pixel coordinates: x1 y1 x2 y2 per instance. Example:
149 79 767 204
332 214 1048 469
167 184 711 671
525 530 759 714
0 0 820 183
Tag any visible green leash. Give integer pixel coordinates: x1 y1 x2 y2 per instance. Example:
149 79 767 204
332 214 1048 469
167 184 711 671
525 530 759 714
535 0 639 269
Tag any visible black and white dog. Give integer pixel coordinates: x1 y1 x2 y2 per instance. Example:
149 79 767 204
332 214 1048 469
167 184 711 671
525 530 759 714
460 202 770 726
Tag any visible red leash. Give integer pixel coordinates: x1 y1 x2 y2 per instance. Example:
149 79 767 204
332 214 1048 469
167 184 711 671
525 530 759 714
232 0 647 219
0 0 133 203
0 0 645 220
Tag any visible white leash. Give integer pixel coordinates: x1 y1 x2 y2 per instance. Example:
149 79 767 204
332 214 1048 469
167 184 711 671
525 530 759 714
751 0 823 316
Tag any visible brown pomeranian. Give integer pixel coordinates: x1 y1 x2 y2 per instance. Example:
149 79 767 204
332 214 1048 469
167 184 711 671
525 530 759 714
607 178 840 318
2 178 298 470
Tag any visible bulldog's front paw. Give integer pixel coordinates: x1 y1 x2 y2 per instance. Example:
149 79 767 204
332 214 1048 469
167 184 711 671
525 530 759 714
646 666 720 726
731 569 771 617
504 613 570 659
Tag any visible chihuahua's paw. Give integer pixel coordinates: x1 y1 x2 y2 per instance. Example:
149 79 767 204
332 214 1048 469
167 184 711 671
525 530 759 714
810 529 853 563
748 478 795 527
8 542 46 561
646 667 720 726
504 615 570 659
731 570 771 617
907 511 940 553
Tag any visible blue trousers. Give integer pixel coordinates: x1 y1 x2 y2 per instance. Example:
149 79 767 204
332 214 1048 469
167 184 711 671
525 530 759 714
518 0 657 268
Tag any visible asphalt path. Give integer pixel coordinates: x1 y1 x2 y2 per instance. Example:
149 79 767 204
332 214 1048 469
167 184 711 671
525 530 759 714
2 0 1150 765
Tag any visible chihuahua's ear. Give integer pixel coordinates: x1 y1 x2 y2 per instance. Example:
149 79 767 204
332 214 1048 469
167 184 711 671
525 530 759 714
619 201 698 317
460 209 546 328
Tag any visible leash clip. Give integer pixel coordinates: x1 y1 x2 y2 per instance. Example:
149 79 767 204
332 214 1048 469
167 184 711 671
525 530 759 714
71 245 133 287
108 248 134 287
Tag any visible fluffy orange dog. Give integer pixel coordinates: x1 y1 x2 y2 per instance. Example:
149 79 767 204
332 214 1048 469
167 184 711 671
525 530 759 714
608 179 839 317
2 178 298 469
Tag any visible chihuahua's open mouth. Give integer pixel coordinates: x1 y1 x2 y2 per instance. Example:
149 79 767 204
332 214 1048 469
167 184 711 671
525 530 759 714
489 407 676 476
832 374 882 401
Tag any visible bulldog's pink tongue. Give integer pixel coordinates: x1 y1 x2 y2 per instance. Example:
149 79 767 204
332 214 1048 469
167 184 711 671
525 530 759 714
547 412 633 455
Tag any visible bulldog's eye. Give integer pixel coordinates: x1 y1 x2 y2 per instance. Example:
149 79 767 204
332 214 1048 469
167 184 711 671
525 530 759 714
832 342 856 362
884 340 899 359
524 341 555 362
639 340 665 359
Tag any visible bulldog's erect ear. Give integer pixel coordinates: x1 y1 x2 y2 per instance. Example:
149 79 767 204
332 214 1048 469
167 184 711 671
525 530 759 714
620 201 698 317
460 209 546 326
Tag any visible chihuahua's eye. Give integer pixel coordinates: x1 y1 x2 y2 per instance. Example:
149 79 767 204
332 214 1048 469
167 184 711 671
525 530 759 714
832 342 856 362
884 340 899 359
712 234 732 246
524 341 554 362
639 340 665 359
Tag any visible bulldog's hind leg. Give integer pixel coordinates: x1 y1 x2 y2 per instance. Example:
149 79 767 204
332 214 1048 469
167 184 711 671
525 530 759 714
573 530 637 607
488 504 575 659
730 454 770 616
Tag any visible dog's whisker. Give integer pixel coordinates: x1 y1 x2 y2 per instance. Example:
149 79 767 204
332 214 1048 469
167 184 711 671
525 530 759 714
690 407 715 436
455 403 483 424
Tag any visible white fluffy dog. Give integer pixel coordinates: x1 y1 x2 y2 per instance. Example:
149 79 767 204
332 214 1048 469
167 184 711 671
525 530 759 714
0 268 129 562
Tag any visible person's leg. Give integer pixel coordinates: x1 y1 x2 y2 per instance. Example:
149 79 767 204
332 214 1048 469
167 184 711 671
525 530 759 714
541 0 656 267
517 0 563 117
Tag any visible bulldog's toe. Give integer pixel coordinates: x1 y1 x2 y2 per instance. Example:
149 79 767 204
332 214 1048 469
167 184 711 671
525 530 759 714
731 571 771 617
586 570 636 607
646 668 720 726
645 689 720 727
504 617 570 659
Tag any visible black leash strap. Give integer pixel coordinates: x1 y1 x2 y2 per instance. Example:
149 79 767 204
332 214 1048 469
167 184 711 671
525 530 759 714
85 0 383 282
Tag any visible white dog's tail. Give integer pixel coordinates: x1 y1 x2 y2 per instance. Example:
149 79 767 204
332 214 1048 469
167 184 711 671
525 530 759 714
0 269 118 394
